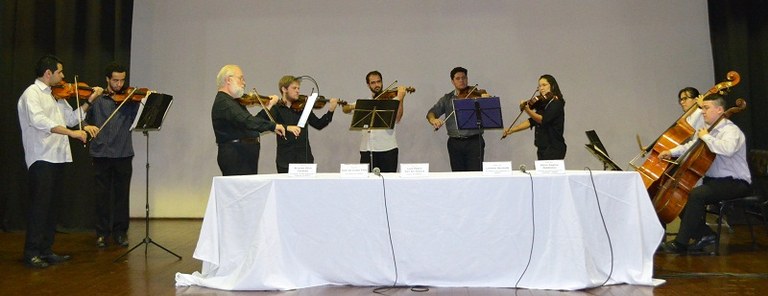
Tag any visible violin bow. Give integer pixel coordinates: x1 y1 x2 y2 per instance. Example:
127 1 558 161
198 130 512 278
500 88 538 140
73 75 89 147
251 88 277 123
372 80 398 100
93 87 141 140
434 84 480 132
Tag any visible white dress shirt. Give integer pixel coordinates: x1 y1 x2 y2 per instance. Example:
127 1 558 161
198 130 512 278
686 108 705 130
17 79 86 168
670 118 751 183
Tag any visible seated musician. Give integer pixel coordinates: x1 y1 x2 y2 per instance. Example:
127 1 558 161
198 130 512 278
678 86 705 130
658 93 751 254
258 75 338 173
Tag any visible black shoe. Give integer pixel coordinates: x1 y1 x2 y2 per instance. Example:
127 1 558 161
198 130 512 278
114 235 129 247
659 241 687 254
689 234 717 251
25 256 49 268
41 253 71 264
97 236 107 248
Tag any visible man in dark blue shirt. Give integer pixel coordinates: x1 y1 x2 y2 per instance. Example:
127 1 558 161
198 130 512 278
86 62 138 248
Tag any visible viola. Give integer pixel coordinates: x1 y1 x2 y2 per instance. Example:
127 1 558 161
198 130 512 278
289 95 347 112
372 86 416 100
52 80 100 100
111 87 150 103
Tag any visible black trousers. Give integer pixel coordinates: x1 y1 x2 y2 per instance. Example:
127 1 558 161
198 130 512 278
537 145 566 160
24 161 65 259
360 148 399 173
92 156 133 238
447 135 485 171
217 141 260 176
675 176 752 244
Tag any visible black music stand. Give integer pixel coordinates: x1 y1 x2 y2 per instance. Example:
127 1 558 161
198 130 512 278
115 93 181 262
453 97 504 130
584 130 622 171
454 97 503 164
349 99 400 171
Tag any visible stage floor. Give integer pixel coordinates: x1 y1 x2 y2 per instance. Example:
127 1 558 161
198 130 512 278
1 219 766 295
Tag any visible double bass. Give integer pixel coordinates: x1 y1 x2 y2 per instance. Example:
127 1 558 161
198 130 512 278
631 71 741 197
652 98 747 223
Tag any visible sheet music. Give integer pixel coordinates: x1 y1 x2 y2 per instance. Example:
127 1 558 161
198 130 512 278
129 94 150 131
297 93 318 128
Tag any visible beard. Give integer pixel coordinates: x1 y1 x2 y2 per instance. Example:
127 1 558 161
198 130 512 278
231 84 245 98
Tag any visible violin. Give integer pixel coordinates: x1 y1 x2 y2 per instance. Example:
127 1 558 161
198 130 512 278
373 86 416 100
456 86 488 99
51 80 100 100
342 86 415 114
239 91 273 107
111 87 150 103
289 95 347 112
520 92 556 110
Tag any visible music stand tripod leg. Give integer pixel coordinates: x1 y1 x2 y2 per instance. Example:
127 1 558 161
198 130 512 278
114 131 181 262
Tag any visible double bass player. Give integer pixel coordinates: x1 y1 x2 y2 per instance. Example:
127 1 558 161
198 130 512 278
657 93 751 254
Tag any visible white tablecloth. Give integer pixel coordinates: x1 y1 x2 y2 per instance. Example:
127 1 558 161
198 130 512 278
176 171 663 290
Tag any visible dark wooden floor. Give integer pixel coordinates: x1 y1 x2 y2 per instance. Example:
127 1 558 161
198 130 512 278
1 219 767 295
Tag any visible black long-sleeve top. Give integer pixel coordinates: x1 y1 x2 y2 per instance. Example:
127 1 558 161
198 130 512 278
258 104 334 169
528 98 566 159
211 91 276 144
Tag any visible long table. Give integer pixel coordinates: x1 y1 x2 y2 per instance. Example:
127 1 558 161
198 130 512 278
176 171 664 290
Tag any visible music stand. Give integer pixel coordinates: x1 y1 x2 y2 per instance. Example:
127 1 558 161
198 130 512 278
453 97 504 130
349 99 400 171
584 130 622 171
115 93 181 262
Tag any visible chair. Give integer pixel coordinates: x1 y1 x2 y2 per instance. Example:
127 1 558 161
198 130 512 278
712 149 768 255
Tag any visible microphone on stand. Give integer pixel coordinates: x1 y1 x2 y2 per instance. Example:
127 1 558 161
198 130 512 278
519 164 527 174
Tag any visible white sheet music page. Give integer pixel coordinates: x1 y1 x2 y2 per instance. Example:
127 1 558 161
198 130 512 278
297 93 318 128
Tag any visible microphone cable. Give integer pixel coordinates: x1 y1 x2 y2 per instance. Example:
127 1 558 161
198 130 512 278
514 166 536 289
371 170 429 294
585 167 615 287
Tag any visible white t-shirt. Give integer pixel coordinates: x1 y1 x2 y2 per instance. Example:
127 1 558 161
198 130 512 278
359 96 398 152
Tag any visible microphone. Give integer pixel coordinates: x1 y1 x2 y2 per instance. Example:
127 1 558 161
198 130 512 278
519 164 527 173
373 167 381 176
